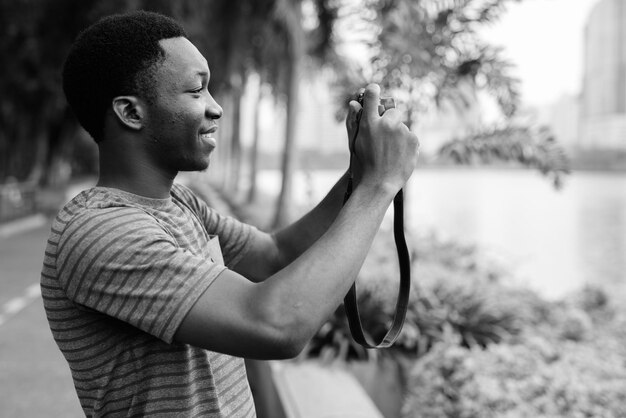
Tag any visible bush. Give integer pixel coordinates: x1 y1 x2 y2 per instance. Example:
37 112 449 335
303 231 529 362
300 230 626 417
402 334 626 418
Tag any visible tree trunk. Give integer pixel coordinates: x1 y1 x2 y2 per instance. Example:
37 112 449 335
247 80 263 203
273 56 300 228
273 0 304 228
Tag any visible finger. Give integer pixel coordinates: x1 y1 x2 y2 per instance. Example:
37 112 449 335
362 84 381 121
381 107 403 123
349 99 362 115
346 100 362 133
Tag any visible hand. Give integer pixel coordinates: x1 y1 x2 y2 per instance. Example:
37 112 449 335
346 84 420 194
345 91 365 185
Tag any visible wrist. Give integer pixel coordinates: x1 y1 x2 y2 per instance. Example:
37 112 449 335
356 176 398 200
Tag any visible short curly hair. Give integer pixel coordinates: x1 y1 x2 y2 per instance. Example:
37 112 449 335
62 10 187 142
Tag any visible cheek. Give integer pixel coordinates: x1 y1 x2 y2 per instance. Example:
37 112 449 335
174 101 205 126
161 109 194 134
189 100 207 118
148 103 178 128
148 97 204 136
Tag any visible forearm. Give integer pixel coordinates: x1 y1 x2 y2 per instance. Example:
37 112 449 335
272 170 351 266
257 181 395 346
175 84 420 359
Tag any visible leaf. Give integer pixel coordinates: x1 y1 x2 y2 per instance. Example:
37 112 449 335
437 124 571 189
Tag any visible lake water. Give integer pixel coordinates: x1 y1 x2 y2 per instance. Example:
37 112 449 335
257 168 626 300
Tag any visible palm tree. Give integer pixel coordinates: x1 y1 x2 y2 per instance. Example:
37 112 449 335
270 0 305 227
266 0 343 227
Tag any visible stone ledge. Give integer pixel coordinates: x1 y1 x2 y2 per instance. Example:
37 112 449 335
270 360 384 418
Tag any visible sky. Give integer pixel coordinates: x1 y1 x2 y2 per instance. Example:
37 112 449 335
479 0 602 107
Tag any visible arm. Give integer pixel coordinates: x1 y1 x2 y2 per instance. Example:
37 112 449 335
233 171 351 282
234 97 369 281
174 84 419 360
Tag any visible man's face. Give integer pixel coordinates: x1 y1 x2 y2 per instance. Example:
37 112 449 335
143 37 222 173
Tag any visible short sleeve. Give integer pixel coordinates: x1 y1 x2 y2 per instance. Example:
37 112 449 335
56 207 226 344
172 183 258 269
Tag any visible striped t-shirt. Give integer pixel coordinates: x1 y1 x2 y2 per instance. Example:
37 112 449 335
41 183 258 417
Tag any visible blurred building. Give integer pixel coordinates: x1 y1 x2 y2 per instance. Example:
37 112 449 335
579 0 626 149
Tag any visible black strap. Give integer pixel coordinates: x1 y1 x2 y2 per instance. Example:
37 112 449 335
342 108 411 349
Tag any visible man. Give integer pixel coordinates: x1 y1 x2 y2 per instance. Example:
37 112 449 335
41 10 419 418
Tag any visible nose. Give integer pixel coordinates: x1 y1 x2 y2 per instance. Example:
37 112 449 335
206 94 223 119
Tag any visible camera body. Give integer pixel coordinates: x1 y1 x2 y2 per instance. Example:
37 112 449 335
356 92 396 116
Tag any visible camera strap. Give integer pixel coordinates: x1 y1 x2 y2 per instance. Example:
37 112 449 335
342 107 411 349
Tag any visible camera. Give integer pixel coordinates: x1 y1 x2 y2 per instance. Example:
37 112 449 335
356 92 396 116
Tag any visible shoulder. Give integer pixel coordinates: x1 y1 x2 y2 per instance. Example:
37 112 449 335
171 182 197 202
58 187 158 225
55 189 174 251
171 182 210 214
170 181 229 226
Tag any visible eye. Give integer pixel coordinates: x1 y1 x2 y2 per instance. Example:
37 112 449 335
191 87 203 94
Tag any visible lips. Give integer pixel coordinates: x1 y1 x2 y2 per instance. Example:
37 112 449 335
199 125 218 148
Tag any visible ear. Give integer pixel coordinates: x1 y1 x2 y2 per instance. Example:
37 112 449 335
111 96 144 131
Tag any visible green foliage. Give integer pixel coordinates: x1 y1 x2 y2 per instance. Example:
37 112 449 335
303 231 527 362
0 0 130 183
437 125 571 189
401 335 626 418
303 229 626 416
397 284 624 417
0 0 343 186
328 0 572 191
330 0 521 121
367 0 523 119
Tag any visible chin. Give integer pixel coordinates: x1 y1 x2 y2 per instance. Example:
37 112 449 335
180 157 210 172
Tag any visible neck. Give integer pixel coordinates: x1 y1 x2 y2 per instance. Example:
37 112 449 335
96 139 176 199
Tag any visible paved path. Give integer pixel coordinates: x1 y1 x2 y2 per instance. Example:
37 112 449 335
0 218 83 417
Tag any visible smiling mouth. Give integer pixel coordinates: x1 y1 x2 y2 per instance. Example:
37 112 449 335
199 125 218 147
199 133 216 148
